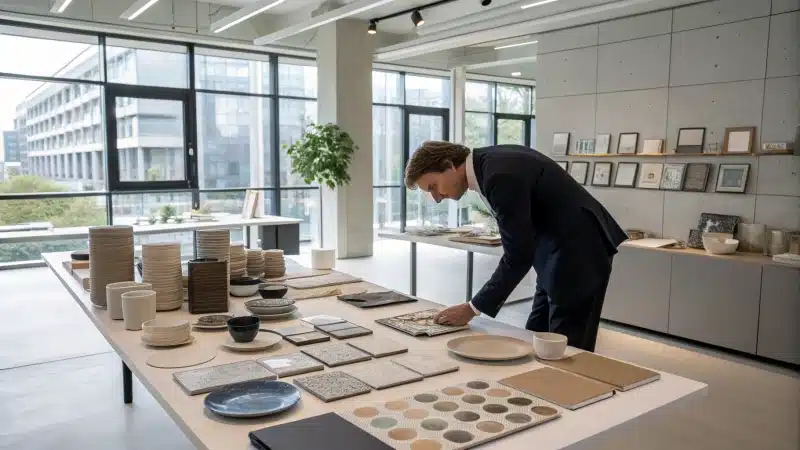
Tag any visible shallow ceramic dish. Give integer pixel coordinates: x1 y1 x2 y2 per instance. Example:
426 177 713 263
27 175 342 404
702 234 739 255
447 335 534 361
221 333 282 352
204 380 300 418
258 284 288 299
142 335 195 348
193 314 233 330
250 306 298 321
245 299 296 315
229 284 260 297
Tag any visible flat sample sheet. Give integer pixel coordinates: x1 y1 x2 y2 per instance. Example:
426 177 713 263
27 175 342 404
376 309 469 337
338 291 419 308
282 272 362 290
172 360 276 395
249 412 393 450
538 351 661 391
499 367 615 410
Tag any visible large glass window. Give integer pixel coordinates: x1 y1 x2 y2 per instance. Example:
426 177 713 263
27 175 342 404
278 58 317 98
0 25 101 80
405 75 450 108
372 106 403 186
106 38 187 88
373 71 403 105
279 99 317 187
195 49 271 94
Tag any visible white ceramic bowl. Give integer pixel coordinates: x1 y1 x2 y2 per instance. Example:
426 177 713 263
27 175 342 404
229 284 260 297
533 332 568 360
120 290 157 331
702 234 739 255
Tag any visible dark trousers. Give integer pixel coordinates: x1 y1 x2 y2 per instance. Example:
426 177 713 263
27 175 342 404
525 257 613 352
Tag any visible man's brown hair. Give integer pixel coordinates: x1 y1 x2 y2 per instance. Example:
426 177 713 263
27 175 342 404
404 141 470 189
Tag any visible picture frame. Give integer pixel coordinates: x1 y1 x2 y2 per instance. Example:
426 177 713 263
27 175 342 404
569 161 589 185
641 139 663 155
683 163 711 192
676 127 705 154
595 134 611 155
591 162 613 186
659 163 687 190
552 132 570 156
715 163 750 193
613 162 638 188
637 163 664 189
574 139 595 155
241 189 259 219
556 161 568 171
723 126 755 154
698 212 740 235
617 132 639 155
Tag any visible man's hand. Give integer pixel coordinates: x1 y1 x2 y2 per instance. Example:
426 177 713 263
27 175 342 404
434 303 477 327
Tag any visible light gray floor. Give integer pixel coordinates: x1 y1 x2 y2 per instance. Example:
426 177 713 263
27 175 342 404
0 239 797 449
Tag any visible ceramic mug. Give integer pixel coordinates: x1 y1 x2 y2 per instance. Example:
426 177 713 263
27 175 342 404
121 290 157 331
533 332 568 360
106 281 152 320
310 248 335 270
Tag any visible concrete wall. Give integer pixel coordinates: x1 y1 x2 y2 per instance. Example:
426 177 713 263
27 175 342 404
535 0 799 239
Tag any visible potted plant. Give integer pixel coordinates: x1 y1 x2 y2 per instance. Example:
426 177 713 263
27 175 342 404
159 205 177 224
283 123 357 189
470 202 498 234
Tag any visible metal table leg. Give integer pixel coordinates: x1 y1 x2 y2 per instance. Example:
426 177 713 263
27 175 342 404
122 361 132 404
410 242 417 296
466 251 474 302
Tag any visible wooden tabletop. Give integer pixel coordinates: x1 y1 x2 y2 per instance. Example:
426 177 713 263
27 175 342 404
44 252 706 450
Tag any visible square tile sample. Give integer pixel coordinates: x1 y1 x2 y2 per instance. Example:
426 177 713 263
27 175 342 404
302 343 372 367
285 331 331 346
348 337 408 358
258 352 324 377
344 361 423 390
270 324 315 337
302 315 346 326
172 360 276 395
328 326 373 340
392 354 459 377
293 371 371 402
316 321 359 333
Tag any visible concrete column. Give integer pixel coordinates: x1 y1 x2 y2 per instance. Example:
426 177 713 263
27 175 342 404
448 67 467 227
82 152 90 180
317 19 374 258
137 148 145 181
91 151 101 182
71 152 79 179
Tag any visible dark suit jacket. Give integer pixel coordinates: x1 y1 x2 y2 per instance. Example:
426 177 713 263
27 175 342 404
470 145 627 317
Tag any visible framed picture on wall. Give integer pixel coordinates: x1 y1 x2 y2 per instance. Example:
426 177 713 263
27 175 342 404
574 139 595 155
617 133 638 154
552 132 570 156
659 163 687 190
723 126 755 154
683 163 711 192
641 139 663 155
613 162 638 188
591 162 613 186
556 161 568 171
569 161 589 185
595 134 611 155
677 127 705 154
637 163 664 189
715 164 750 193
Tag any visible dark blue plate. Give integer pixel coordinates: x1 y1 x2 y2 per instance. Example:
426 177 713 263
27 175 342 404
204 380 300 418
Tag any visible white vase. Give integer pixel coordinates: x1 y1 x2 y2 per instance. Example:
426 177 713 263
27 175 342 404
310 248 335 270
106 281 152 320
121 290 157 331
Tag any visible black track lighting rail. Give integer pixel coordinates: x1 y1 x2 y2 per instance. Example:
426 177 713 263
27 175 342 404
369 0 461 24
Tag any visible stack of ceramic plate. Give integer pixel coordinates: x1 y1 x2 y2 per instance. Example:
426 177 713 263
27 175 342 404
188 258 229 314
88 226 134 309
247 249 264 278
141 243 183 311
229 243 247 279
263 249 286 279
197 229 231 276
141 318 192 347
245 298 297 320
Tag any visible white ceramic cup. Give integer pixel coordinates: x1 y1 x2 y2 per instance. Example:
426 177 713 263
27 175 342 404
533 332 568 360
121 290 157 331
106 281 152 320
310 248 335 270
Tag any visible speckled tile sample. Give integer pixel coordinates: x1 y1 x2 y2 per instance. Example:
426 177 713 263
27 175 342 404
328 326 373 340
344 361 423 390
258 352 324 377
302 343 372 367
293 371 371 402
347 337 408 358
172 360 276 395
301 315 346 326
392 354 459 377
270 324 315 337
284 331 330 346
316 321 359 333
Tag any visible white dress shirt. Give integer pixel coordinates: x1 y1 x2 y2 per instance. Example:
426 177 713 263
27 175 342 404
465 150 490 316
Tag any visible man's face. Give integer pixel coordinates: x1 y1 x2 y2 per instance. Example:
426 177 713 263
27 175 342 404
415 167 467 203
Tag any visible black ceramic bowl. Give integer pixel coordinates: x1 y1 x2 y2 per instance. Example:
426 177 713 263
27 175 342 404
227 316 260 343
230 276 262 286
258 283 288 299
71 250 89 261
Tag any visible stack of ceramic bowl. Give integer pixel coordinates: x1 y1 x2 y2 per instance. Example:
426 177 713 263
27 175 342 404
229 243 247 279
263 249 286 279
88 226 134 309
196 229 231 276
245 298 297 320
141 318 191 347
141 243 183 311
246 249 264 278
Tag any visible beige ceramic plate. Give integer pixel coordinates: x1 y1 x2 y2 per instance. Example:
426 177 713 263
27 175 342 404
142 335 195 348
446 335 534 361
221 333 282 352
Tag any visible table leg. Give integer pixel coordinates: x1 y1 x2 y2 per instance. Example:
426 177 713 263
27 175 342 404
410 242 417 296
466 251 474 302
245 226 251 247
122 361 132 404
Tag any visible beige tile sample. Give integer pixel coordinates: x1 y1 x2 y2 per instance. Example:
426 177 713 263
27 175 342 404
344 360 423 390
348 337 408 358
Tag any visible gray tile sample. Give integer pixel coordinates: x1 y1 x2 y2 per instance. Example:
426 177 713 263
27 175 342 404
285 331 330 346
328 326 373 340
347 337 408 358
293 371 371 402
301 343 372 367
392 354 459 377
172 360 276 395
301 315 346 326
258 352 324 377
316 321 359 333
344 361 423 390
270 324 315 337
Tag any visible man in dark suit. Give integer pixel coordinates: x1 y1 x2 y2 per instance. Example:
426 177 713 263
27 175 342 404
405 141 627 352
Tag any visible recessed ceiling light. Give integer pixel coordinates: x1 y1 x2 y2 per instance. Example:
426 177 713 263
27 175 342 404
511 72 522 77
121 0 161 21
521 0 559 9
213 0 289 33
494 40 538 50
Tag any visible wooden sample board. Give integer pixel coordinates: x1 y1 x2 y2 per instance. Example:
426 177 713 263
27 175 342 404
537 352 661 391
282 271 362 290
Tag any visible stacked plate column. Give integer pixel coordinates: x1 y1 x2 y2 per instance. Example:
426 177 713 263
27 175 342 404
141 243 184 311
196 229 231 279
88 226 134 309
188 258 229 314
229 243 248 279
247 249 264 278
263 249 286 279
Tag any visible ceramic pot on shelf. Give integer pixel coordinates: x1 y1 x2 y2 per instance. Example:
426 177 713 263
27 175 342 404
737 223 766 253
310 248 335 270
106 281 152 320
121 290 157 331
764 229 789 256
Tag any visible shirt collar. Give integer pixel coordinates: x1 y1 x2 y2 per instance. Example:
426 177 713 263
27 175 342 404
465 150 481 193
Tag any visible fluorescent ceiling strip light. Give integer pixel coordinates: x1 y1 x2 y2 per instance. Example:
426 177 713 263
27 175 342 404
521 0 560 9
50 0 73 14
121 0 161 21
511 72 522 76
494 40 538 50
212 0 289 33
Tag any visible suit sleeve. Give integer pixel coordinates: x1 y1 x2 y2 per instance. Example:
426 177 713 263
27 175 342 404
470 175 535 317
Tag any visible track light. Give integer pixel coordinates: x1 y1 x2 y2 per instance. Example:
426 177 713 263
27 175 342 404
411 9 424 27
481 0 492 5
368 20 377 34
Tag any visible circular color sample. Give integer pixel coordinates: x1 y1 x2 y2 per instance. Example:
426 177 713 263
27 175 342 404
486 388 511 397
483 404 509 414
354 407 379 418
433 401 459 412
462 394 485 404
441 387 464 396
454 411 480 422
532 406 559 416
385 400 409 411
388 428 417 441
414 393 438 403
507 397 533 406
420 418 449 431
505 413 532 424
146 346 216 369
477 421 505 434
404 409 429 420
370 417 398 429
443 430 474 444
411 439 442 450
466 381 490 390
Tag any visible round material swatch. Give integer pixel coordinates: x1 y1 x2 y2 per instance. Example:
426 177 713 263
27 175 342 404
507 397 533 406
388 428 417 441
447 335 533 361
486 388 511 397
386 400 409 411
411 440 442 450
532 406 559 416
404 409 429 419
441 387 464 396
354 407 380 418
146 346 217 368
477 421 504 433
221 334 282 352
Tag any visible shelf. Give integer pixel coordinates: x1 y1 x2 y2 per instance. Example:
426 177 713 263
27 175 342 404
559 151 794 158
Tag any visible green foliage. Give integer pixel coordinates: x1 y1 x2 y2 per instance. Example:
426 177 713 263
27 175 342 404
283 123 357 189
470 201 493 219
159 204 177 223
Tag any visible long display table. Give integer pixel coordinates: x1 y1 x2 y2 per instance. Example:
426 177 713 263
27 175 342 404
44 251 706 450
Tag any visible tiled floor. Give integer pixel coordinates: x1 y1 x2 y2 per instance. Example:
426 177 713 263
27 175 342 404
0 239 797 449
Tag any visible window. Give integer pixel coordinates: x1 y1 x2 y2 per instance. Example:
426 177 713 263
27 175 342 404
195 49 271 95
373 71 403 104
496 84 532 115
405 75 450 107
106 38 187 88
372 106 403 185
279 99 317 187
278 58 317 98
